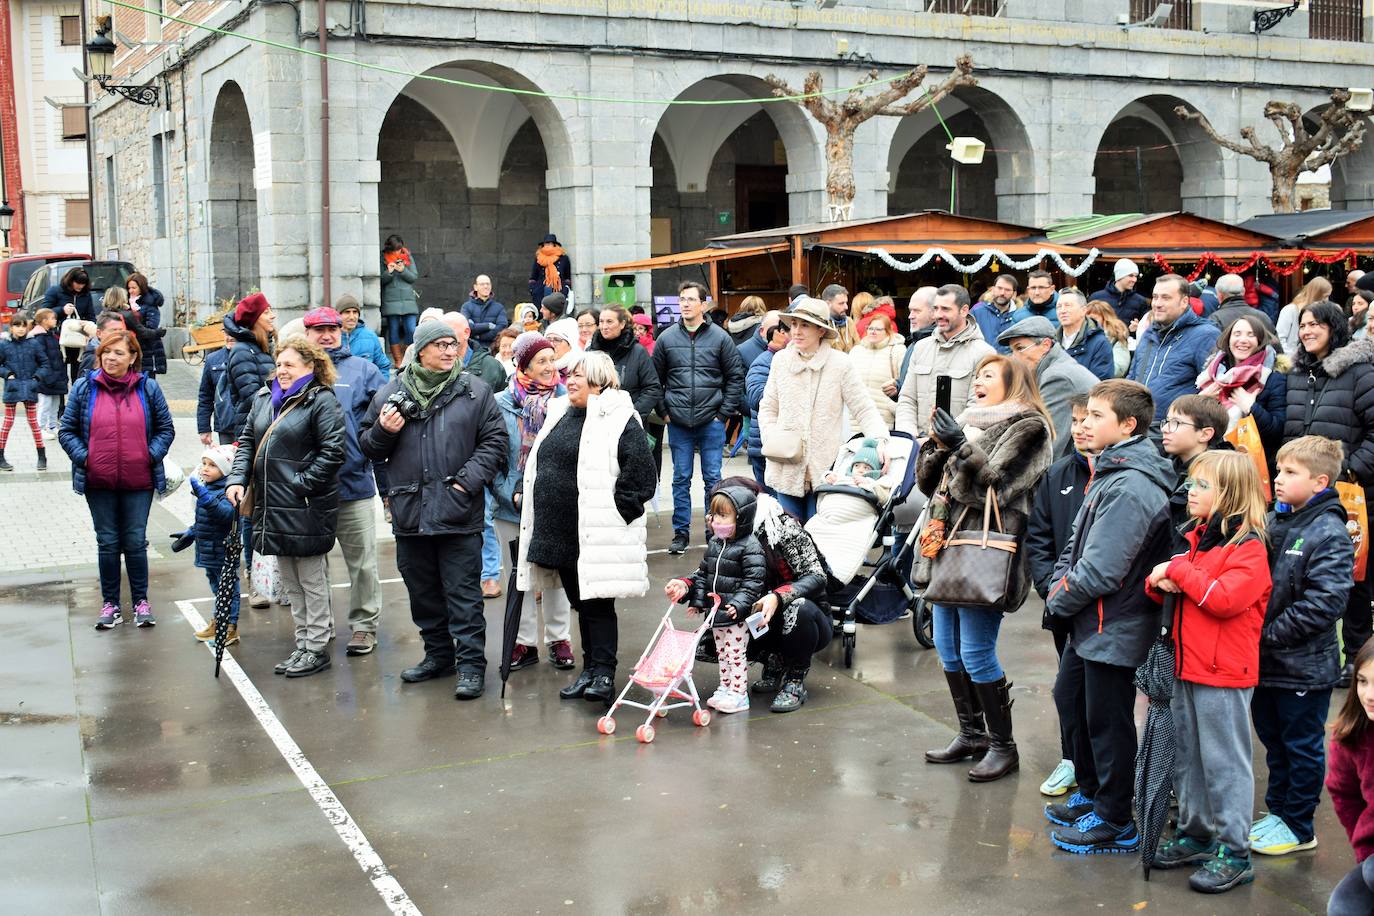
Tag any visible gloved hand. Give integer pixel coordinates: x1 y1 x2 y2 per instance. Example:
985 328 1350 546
931 408 966 451
169 530 195 553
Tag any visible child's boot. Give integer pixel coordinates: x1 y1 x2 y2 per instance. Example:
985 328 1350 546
925 670 988 763
968 677 1019 782
1188 846 1254 894
0 450 12 471
35 448 46 471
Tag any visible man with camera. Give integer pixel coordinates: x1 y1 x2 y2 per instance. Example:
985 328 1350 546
361 321 508 699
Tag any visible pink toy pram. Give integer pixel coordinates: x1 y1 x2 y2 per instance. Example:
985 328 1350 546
596 595 720 744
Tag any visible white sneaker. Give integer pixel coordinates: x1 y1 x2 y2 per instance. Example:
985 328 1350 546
42 429 56 440
1039 759 1077 797
713 690 750 714
706 685 730 710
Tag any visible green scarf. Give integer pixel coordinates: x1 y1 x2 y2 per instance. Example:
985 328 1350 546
402 361 464 410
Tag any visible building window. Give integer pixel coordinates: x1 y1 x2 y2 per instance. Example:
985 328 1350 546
1310 0 1364 41
1130 0 1193 29
105 157 118 245
925 0 1005 14
60 16 81 46
65 199 91 237
61 105 86 140
152 134 168 238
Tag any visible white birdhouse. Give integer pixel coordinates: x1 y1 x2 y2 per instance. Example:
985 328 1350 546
947 137 986 165
1347 88 1374 113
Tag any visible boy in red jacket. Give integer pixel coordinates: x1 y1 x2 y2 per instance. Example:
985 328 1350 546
1146 450 1272 894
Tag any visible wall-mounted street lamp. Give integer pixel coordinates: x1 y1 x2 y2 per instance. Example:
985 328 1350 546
0 202 15 249
84 18 160 106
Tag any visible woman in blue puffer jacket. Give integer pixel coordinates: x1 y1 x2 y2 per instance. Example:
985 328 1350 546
0 313 53 471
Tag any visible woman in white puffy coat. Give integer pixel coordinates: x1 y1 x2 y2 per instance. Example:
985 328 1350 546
846 312 906 429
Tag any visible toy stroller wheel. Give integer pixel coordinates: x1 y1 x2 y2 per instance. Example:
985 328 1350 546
635 724 655 744
692 709 711 727
657 708 669 718
843 632 855 668
912 597 934 649
597 716 616 735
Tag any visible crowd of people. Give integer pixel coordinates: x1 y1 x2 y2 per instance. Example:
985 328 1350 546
18 241 1374 910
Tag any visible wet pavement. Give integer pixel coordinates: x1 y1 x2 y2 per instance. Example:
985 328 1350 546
1 510 1350 916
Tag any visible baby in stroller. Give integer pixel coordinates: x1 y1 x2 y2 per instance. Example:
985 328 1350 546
664 484 766 714
821 439 892 505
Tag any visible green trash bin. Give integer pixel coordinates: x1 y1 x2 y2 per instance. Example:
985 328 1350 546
602 274 636 308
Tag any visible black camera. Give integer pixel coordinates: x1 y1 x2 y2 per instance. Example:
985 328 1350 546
386 390 422 420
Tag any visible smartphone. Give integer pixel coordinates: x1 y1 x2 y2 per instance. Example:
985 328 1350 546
935 374 953 417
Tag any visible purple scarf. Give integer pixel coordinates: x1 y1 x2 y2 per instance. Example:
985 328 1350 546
270 373 314 417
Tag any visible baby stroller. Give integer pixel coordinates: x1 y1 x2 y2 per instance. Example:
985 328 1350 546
597 595 720 744
805 432 929 667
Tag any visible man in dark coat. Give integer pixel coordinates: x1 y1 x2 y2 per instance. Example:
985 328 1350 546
196 336 235 445
361 320 508 700
1127 274 1221 429
1210 273 1278 336
735 311 781 370
652 280 746 554
1089 258 1150 326
459 274 507 351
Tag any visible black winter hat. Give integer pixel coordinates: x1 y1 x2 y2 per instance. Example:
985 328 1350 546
1356 272 1374 295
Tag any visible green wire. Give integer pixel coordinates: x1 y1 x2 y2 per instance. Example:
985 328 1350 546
105 0 937 107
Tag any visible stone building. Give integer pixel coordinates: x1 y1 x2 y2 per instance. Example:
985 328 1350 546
89 0 1374 325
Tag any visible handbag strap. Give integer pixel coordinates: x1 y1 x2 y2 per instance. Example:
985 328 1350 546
251 400 300 473
980 486 1005 547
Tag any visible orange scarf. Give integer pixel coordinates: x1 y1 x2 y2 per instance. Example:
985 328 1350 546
384 247 412 270
536 245 564 292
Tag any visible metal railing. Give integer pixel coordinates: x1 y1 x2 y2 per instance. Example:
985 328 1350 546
1129 0 1193 29
925 0 1006 15
1310 0 1364 42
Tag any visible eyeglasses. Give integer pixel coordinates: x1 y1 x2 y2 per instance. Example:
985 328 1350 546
1183 478 1213 492
430 340 460 352
1009 341 1044 354
1161 418 1198 433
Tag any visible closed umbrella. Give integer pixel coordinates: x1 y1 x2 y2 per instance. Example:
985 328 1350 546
212 518 245 678
1134 594 1177 881
498 537 524 698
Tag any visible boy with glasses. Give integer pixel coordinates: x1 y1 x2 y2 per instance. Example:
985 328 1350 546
1162 395 1232 540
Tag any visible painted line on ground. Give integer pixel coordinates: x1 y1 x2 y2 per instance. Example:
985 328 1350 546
174 599 422 916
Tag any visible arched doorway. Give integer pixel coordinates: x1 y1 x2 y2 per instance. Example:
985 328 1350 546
375 65 571 308
1093 96 1224 217
208 81 260 304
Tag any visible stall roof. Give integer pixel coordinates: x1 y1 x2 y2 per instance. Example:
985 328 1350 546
816 239 1090 258
709 211 1046 246
602 241 788 273
1045 211 1284 255
1238 209 1374 247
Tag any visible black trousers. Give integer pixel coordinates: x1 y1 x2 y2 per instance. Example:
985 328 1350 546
557 567 618 676
395 533 486 673
746 598 831 671
1051 628 1077 760
1344 574 1372 665
1054 643 1138 827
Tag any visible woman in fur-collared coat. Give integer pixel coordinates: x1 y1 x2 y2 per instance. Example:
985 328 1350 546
915 353 1054 783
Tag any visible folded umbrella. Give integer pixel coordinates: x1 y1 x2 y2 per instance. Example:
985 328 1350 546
213 518 245 679
499 536 524 699
1134 594 1178 881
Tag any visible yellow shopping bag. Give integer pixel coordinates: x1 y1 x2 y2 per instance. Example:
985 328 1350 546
1337 481 1369 583
1225 415 1271 501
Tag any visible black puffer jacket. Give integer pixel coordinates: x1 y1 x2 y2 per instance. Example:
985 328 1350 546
680 485 766 623
1025 449 1091 602
588 329 661 420
222 313 277 440
226 380 345 557
1260 488 1354 690
651 319 745 428
130 287 167 374
359 371 507 537
1284 338 1374 485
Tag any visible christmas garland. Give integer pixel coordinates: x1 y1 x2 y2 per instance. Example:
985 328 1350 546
1153 249 1359 282
868 246 1101 277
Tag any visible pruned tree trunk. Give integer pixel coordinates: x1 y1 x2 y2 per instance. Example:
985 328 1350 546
825 127 856 221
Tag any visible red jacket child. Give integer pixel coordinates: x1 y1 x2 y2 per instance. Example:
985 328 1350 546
1145 516 1271 688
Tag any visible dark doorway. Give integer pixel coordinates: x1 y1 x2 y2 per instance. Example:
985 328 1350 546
735 165 788 232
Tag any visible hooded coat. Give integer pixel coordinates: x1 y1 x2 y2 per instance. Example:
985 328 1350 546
894 321 995 438
130 286 167 374
0 333 51 403
1284 337 1374 485
327 345 387 502
679 484 767 622
31 328 67 396
221 313 277 439
1047 435 1177 668
724 313 763 346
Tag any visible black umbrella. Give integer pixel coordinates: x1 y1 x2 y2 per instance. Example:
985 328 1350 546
498 537 524 698
1134 594 1177 881
212 517 245 678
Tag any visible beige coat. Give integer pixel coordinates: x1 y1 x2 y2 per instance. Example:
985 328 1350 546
847 336 907 427
759 342 888 497
894 320 995 437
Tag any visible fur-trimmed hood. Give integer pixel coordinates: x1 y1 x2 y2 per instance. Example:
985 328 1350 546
1322 337 1374 379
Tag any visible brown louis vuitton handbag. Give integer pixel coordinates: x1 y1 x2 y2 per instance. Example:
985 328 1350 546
923 486 1018 610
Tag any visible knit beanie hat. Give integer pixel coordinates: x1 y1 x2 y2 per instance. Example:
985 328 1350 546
1113 258 1139 282
1357 272 1374 296
202 444 234 478
513 332 554 372
334 293 361 314
234 292 271 328
419 307 445 324
541 292 566 314
411 320 457 356
544 318 579 346
849 440 882 479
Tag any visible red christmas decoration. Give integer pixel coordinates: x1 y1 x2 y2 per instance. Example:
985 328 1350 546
1152 249 1358 282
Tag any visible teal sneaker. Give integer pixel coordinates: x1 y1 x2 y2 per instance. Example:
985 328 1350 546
1039 759 1077 797
1188 846 1255 894
1251 819 1318 856
1153 834 1218 870
1248 812 1282 844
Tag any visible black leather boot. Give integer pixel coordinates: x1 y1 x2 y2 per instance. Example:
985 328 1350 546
968 677 1019 782
925 670 988 764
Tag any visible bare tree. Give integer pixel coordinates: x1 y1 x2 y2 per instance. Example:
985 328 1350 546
765 55 977 222
1176 90 1367 213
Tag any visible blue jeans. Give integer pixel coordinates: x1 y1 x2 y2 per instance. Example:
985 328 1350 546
386 313 417 347
1251 685 1331 843
668 419 725 537
204 564 242 625
85 488 154 606
481 499 501 581
932 604 1006 683
774 491 818 523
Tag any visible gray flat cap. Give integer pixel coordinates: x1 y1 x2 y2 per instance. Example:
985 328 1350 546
997 315 1057 344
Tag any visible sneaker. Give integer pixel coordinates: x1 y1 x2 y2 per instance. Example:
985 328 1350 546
249 589 270 609
1153 834 1219 870
508 643 539 671
453 671 484 700
706 685 731 710
210 625 240 648
1251 819 1318 856
1188 846 1254 894
770 677 808 713
713 690 750 714
1044 791 1094 827
669 533 688 555
1051 812 1140 855
1039 759 1077 797
345 631 377 656
549 639 575 669
42 429 55 440
133 600 156 627
94 603 122 630
1249 812 1283 844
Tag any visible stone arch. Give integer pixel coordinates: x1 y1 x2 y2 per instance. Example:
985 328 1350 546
1090 95 1226 217
374 63 574 308
887 86 1034 223
208 80 260 304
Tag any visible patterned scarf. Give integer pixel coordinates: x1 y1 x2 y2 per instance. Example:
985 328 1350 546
1199 347 1270 411
512 369 560 470
535 245 565 292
